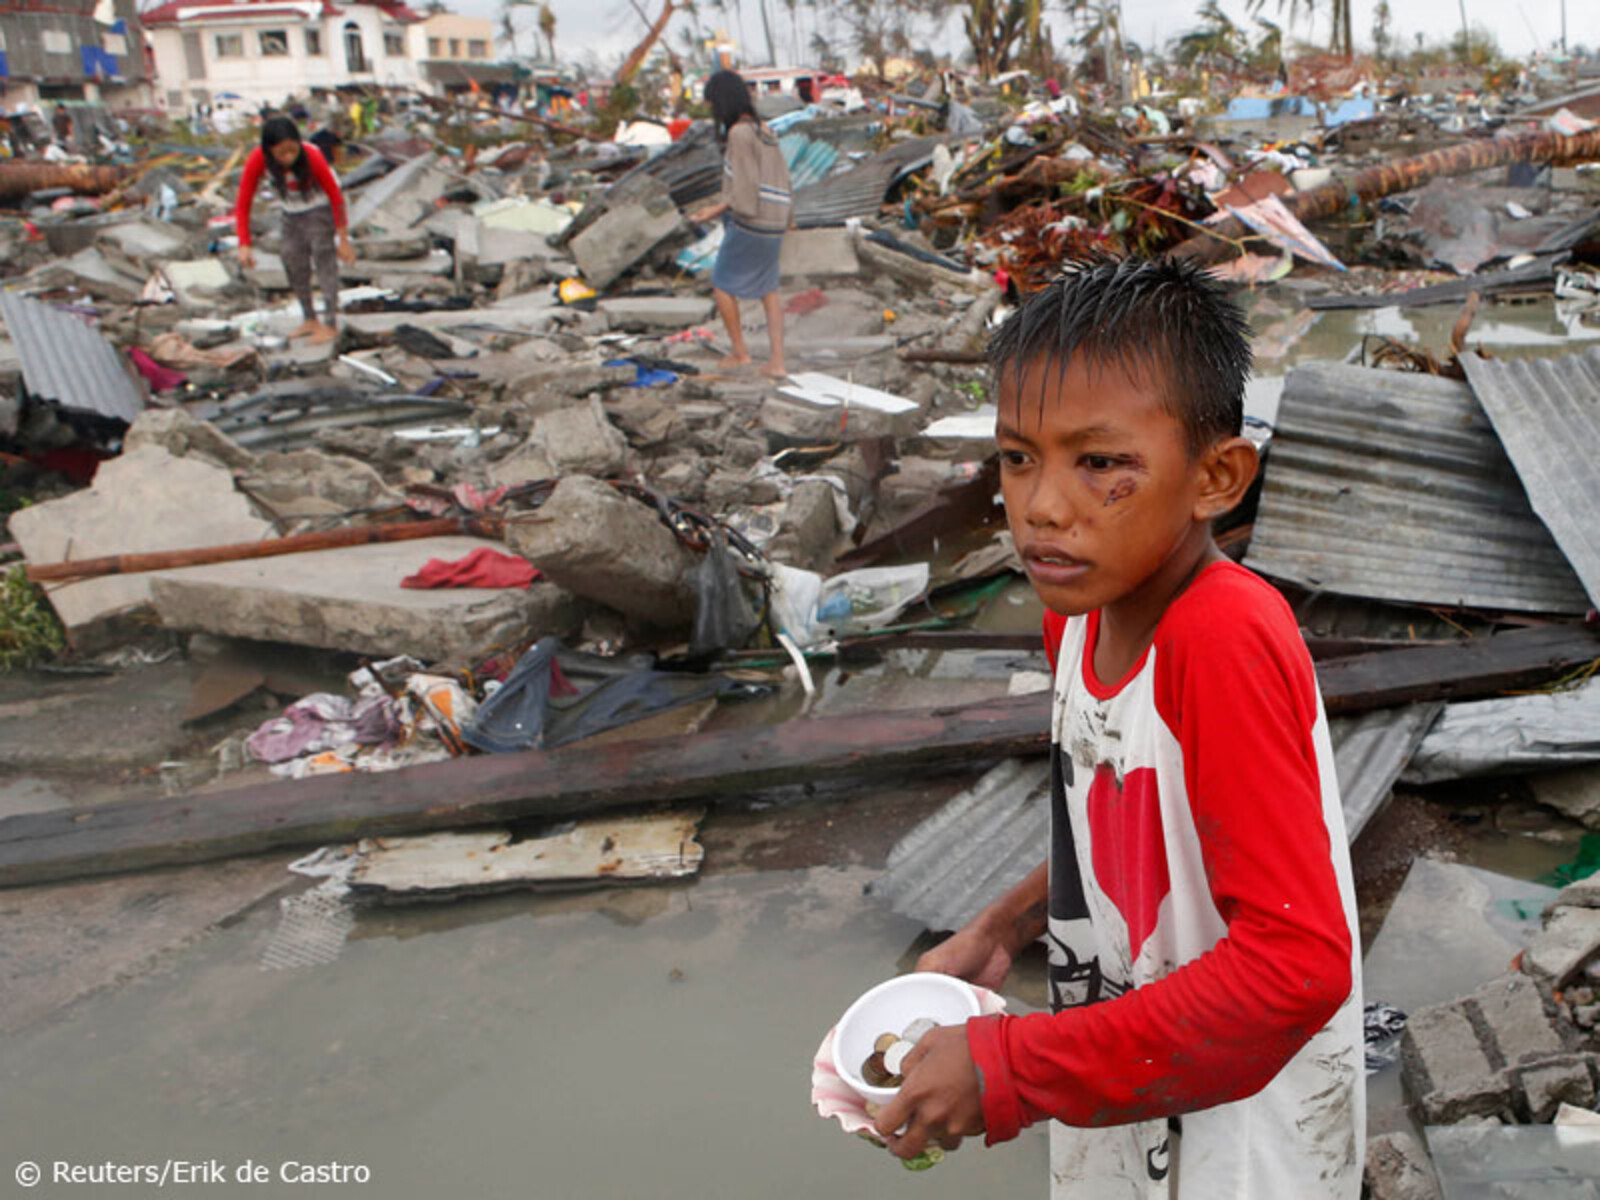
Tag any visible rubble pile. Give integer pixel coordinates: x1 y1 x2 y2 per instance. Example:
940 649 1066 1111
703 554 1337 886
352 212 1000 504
4 42 1600 1192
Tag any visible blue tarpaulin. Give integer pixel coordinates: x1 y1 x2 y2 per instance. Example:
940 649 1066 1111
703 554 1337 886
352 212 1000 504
1221 95 1374 127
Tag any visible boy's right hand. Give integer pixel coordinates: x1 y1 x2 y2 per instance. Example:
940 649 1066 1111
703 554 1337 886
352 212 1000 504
237 246 255 270
916 917 1015 991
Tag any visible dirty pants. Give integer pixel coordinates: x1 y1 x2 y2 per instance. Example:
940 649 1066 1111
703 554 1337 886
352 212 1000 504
281 203 339 324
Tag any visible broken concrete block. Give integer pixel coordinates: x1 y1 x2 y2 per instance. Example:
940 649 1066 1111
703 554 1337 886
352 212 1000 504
488 441 554 488
503 475 696 627
511 359 639 400
1401 1001 1510 1124
161 258 234 310
149 537 578 661
96 218 192 262
1525 905 1600 987
1363 1131 1443 1200
780 227 860 277
1517 1055 1597 1122
1402 973 1583 1124
1529 765 1600 831
123 408 258 472
1557 873 1600 909
569 190 687 290
1474 973 1569 1064
529 397 629 477
9 445 274 649
237 450 405 525
596 295 714 332
760 393 917 444
769 480 840 572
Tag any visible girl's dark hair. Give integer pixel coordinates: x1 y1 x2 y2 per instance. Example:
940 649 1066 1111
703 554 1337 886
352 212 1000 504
260 114 313 196
988 255 1252 455
704 70 758 142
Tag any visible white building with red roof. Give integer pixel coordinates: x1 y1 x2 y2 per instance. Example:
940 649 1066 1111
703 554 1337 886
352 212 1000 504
143 0 425 110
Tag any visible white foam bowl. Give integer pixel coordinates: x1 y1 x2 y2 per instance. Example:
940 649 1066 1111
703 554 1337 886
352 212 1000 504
830 972 981 1105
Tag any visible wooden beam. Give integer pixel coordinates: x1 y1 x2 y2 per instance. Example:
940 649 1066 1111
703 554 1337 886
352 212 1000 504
5 623 1595 888
1317 622 1600 716
0 693 1053 888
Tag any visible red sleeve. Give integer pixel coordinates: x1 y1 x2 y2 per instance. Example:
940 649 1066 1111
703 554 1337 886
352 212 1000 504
1041 610 1066 673
970 566 1352 1135
302 143 347 231
235 146 265 247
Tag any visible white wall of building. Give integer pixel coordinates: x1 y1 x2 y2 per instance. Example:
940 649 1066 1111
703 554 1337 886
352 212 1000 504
149 4 421 109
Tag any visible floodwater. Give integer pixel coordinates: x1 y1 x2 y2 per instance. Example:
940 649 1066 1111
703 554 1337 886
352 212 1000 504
0 858 1049 1199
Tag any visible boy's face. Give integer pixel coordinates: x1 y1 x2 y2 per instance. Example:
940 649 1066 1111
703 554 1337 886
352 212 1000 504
995 354 1226 617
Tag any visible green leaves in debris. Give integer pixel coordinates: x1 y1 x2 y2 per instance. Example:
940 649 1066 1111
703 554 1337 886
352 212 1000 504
0 564 63 671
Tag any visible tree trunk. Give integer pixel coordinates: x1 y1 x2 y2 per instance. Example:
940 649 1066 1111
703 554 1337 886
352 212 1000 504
1173 127 1600 263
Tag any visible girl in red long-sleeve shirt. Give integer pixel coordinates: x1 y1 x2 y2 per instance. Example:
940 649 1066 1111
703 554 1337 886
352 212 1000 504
235 115 354 345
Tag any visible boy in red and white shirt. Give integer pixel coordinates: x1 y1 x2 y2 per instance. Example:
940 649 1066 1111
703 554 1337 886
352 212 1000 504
873 257 1364 1198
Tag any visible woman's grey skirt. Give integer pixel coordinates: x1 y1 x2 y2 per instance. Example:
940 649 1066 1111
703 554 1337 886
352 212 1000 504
711 217 784 299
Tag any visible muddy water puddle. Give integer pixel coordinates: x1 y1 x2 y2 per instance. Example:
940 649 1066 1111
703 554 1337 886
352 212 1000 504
0 865 1047 1199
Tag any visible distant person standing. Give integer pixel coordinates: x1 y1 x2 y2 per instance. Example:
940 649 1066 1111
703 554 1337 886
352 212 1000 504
52 104 72 147
233 115 355 345
689 70 793 377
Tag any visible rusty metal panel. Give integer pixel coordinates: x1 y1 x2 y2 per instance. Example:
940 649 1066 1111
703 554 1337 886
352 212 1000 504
1462 348 1600 610
1244 363 1590 614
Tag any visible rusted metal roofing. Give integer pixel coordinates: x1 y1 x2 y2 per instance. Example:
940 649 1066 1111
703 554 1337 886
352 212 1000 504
0 290 143 424
1461 348 1600 610
1244 362 1590 615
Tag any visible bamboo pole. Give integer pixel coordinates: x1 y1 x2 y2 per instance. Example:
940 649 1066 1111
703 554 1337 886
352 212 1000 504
1173 128 1600 263
26 517 504 584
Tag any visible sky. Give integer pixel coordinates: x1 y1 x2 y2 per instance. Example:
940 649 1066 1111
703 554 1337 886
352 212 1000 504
459 0 1600 74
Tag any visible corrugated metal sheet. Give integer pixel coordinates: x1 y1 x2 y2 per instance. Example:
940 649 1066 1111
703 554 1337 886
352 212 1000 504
866 759 1049 935
868 706 1426 930
1461 348 1600 610
1402 677 1600 783
779 132 840 190
1332 702 1444 839
1244 363 1590 614
792 136 938 227
0 290 142 424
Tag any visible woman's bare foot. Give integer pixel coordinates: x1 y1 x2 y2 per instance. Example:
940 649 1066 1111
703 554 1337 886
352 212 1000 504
307 323 339 345
288 319 320 339
759 360 788 379
717 352 752 372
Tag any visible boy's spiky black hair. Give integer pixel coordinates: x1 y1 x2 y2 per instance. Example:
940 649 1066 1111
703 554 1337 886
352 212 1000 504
987 255 1253 455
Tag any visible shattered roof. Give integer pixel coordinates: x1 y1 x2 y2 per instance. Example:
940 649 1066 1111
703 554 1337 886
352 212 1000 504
793 136 940 227
0 291 143 425
1462 348 1600 610
1244 363 1591 615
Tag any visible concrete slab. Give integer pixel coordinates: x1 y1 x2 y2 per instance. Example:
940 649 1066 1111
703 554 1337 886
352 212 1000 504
8 446 274 650
569 192 686 290
1524 905 1600 987
148 536 579 662
597 296 714 332
780 227 860 277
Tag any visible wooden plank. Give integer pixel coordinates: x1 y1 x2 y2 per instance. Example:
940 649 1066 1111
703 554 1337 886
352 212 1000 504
6 624 1594 888
347 808 706 901
1317 623 1600 716
0 693 1053 888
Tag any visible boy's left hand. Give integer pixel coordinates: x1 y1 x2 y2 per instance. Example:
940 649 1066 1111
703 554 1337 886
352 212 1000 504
871 1025 986 1159
336 234 356 265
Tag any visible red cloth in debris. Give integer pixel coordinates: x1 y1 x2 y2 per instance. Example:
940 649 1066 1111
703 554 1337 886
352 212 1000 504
401 547 540 591
128 348 187 393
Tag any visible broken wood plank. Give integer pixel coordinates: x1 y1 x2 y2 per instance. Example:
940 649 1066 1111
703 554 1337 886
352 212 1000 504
347 808 706 901
1317 622 1600 716
0 693 1054 888
7 624 1595 888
